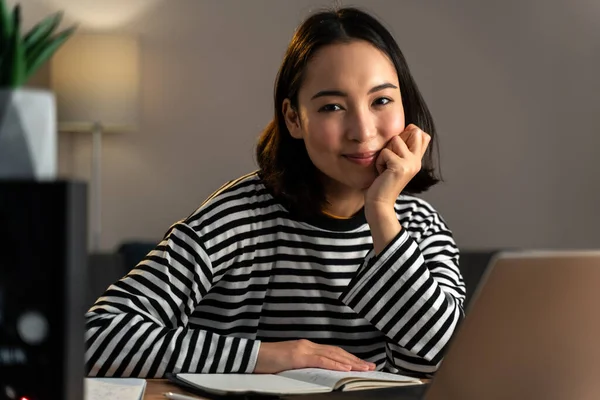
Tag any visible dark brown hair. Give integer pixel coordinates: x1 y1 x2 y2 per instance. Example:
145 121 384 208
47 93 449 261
256 6 440 217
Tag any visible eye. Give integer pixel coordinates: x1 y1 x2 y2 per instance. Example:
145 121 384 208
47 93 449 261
318 104 343 112
373 97 393 106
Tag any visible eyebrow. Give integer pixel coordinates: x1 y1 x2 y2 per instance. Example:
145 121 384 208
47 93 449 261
310 83 399 100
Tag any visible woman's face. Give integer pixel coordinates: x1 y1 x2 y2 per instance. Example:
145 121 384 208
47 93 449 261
283 40 405 193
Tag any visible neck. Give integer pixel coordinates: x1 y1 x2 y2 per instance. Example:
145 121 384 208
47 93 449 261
321 177 365 218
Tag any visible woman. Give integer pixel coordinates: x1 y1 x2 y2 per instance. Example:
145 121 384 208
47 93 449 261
85 6 465 379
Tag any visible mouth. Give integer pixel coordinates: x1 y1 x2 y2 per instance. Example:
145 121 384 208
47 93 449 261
343 151 379 166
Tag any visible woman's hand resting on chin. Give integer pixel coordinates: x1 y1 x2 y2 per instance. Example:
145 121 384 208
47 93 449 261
365 124 431 210
364 124 431 254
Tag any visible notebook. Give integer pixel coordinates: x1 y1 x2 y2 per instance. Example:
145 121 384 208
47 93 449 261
85 378 147 400
174 368 422 396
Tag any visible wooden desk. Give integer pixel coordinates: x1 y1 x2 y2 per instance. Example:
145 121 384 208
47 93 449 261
144 379 206 399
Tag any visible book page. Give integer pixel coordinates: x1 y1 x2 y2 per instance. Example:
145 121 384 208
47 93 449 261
85 378 146 400
278 368 420 390
176 373 331 395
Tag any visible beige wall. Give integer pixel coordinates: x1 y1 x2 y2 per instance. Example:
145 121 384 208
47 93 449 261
16 0 600 251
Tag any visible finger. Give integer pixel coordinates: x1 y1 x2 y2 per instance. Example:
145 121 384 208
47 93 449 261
310 355 352 371
399 125 424 155
319 346 375 371
311 342 377 371
320 349 366 369
398 124 418 144
319 354 370 372
375 148 399 175
326 345 377 370
330 353 370 371
388 135 412 159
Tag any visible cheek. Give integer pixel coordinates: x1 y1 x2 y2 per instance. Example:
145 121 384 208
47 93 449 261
380 108 406 140
305 119 342 153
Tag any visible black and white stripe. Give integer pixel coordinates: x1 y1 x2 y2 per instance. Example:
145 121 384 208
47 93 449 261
85 172 465 378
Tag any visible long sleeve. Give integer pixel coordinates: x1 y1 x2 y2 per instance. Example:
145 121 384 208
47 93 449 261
339 209 465 376
84 222 261 378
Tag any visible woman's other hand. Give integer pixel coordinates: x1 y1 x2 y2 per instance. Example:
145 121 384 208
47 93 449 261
254 339 376 374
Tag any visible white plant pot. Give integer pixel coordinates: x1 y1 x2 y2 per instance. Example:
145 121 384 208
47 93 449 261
0 88 57 180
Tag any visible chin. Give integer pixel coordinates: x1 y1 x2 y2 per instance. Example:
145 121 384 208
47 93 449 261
358 179 375 190
319 167 377 192
345 173 377 191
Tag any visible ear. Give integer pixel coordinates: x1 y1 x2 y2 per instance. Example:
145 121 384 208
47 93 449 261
282 99 303 139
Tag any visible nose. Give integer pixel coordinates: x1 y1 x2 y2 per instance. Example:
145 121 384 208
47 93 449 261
346 107 376 143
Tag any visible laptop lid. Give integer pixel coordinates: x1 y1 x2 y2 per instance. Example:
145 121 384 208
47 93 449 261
425 250 600 400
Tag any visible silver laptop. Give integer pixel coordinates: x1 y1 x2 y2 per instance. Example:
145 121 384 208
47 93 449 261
287 250 600 400
423 250 600 400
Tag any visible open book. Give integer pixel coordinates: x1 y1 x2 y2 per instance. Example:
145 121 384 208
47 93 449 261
174 368 422 396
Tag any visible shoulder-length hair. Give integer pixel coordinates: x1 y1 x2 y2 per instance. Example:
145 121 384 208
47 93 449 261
256 6 440 218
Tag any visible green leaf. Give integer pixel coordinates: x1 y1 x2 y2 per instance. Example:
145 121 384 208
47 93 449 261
25 25 76 82
0 1 76 88
24 16 70 66
0 0 12 41
0 0 12 85
0 0 12 80
23 12 63 56
9 4 26 87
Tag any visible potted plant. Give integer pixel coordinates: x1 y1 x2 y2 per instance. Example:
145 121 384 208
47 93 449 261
0 0 75 180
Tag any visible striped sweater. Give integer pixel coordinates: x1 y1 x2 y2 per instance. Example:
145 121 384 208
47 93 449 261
85 172 466 378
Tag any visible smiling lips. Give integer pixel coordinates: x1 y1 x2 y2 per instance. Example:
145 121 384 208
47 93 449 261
343 151 379 166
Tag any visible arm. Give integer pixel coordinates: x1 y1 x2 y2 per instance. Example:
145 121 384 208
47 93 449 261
85 222 260 378
339 207 465 375
340 125 465 375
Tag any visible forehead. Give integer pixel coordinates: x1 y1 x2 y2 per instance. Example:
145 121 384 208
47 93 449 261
301 40 399 92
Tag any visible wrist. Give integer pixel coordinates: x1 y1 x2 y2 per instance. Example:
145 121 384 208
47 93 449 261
365 205 402 255
364 201 396 222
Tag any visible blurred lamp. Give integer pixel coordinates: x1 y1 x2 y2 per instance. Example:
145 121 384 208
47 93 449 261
51 34 140 251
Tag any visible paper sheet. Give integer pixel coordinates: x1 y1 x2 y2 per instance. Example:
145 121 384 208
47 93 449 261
278 368 420 389
85 378 147 400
